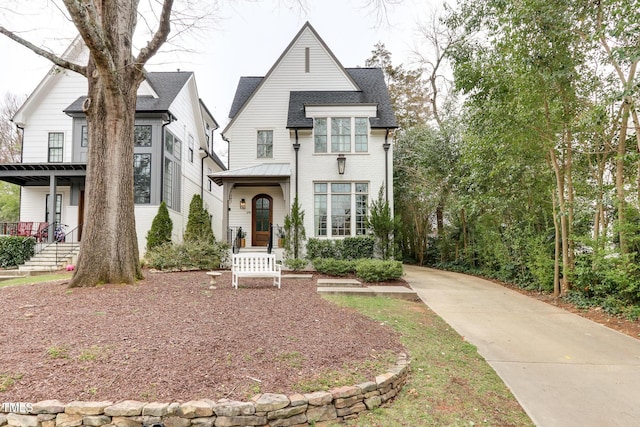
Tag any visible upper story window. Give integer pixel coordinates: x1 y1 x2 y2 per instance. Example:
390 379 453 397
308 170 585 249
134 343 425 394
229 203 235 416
257 130 273 158
164 130 182 212
48 132 64 162
81 126 88 147
314 118 327 153
134 125 152 147
314 117 369 154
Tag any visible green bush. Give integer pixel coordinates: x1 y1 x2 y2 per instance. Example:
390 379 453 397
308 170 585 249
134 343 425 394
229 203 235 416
284 258 308 271
307 236 375 260
145 240 229 271
342 236 375 259
184 194 215 243
146 201 173 252
355 259 403 282
0 236 36 268
312 258 357 276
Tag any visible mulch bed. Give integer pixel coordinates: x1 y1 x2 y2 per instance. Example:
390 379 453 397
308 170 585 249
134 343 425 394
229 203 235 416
0 271 405 402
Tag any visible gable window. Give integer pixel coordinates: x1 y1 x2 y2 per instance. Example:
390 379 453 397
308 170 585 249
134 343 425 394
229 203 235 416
257 130 273 158
331 118 351 152
355 118 368 152
45 194 62 225
314 182 369 237
48 132 64 162
134 125 152 147
314 118 327 153
133 154 151 204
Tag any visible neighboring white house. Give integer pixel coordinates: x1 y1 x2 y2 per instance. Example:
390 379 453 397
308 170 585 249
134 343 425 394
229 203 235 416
212 22 397 252
0 37 226 253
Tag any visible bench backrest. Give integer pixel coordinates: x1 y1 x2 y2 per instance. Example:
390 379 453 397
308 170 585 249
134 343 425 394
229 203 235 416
232 253 278 272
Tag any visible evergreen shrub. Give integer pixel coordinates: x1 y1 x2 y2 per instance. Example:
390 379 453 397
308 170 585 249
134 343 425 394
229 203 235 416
146 201 172 252
0 236 36 268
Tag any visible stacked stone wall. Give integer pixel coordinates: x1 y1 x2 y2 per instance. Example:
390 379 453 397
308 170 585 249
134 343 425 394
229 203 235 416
1 354 408 427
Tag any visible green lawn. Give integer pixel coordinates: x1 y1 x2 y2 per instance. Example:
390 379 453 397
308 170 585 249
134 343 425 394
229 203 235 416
323 295 533 427
0 273 72 288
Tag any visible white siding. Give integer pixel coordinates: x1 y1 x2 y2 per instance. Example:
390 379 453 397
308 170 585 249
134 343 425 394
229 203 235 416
226 27 358 170
21 70 87 163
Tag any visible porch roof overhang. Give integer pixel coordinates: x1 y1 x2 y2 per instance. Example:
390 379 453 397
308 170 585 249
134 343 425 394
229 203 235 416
0 163 87 186
209 163 291 186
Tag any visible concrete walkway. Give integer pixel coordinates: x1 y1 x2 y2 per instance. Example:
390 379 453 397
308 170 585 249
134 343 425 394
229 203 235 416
403 265 640 427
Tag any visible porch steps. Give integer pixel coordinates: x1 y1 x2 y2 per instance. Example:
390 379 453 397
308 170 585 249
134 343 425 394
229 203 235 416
19 243 80 273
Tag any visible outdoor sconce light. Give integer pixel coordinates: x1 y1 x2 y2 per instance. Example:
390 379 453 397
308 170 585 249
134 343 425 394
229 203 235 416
240 198 246 209
337 154 346 175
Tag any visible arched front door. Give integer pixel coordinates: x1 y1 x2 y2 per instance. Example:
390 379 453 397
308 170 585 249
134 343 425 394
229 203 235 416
252 194 272 247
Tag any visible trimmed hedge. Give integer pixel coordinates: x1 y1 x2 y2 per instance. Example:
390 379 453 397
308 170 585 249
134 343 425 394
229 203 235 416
306 236 375 260
0 236 36 268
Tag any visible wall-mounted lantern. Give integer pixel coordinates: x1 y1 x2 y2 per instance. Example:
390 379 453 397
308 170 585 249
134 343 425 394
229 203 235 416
337 154 346 175
240 198 246 209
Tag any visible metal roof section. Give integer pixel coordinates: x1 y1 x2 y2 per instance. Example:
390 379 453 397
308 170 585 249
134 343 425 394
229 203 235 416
0 163 87 186
209 163 291 186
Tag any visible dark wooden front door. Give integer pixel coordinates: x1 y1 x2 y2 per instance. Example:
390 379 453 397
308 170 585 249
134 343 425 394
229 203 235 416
252 195 272 247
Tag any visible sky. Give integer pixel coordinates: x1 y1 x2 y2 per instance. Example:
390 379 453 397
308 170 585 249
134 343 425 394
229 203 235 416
0 0 442 153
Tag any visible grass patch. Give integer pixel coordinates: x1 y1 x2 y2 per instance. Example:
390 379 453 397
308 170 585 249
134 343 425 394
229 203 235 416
323 295 533 427
46 345 70 359
275 351 304 369
295 350 397 393
78 345 110 362
0 372 23 392
0 273 72 288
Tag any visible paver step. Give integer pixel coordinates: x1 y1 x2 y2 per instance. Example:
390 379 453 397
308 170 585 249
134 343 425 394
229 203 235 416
317 285 419 301
316 278 361 287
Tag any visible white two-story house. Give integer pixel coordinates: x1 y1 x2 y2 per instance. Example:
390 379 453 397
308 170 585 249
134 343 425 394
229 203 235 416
0 37 226 253
213 22 397 251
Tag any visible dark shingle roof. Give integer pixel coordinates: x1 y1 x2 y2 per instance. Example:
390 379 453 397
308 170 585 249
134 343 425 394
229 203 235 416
228 77 263 119
228 68 397 129
64 71 193 114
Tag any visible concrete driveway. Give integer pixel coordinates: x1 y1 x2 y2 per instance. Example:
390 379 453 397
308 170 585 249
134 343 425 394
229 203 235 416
403 265 640 427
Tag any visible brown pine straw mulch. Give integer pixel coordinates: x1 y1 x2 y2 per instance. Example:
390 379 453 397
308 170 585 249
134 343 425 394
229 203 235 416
0 271 405 402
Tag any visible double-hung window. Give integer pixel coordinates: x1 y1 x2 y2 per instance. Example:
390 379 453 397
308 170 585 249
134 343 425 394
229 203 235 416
331 118 351 152
48 132 64 162
314 117 369 153
257 130 273 158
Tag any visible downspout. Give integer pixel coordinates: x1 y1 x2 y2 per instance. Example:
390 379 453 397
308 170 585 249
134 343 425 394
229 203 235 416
160 113 175 202
293 129 300 198
383 129 391 203
200 148 210 199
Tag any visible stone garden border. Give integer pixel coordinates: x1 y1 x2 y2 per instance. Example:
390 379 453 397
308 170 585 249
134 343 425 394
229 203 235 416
1 353 409 427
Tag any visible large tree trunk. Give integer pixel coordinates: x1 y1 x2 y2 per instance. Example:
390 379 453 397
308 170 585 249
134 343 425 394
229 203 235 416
69 58 143 287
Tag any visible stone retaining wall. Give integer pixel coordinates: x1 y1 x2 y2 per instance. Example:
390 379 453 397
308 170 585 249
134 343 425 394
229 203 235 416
1 353 408 427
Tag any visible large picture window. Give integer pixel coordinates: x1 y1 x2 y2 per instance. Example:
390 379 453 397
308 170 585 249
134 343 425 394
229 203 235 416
48 132 64 162
257 130 273 158
133 154 151 204
314 182 369 237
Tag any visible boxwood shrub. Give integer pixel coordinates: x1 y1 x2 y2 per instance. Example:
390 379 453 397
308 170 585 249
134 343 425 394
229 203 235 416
355 259 403 282
145 240 230 271
0 236 36 268
306 236 375 260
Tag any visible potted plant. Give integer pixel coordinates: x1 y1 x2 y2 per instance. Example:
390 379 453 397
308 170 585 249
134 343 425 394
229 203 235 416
237 227 246 248
277 225 286 247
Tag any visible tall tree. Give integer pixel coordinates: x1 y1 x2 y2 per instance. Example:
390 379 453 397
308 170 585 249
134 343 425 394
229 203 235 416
0 92 24 222
1 1 174 287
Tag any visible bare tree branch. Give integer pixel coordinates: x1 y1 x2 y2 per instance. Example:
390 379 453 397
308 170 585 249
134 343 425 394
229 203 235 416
0 26 87 76
61 0 115 74
136 0 174 66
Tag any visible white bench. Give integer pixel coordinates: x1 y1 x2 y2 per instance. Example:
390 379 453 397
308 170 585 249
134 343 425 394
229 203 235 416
231 252 281 289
